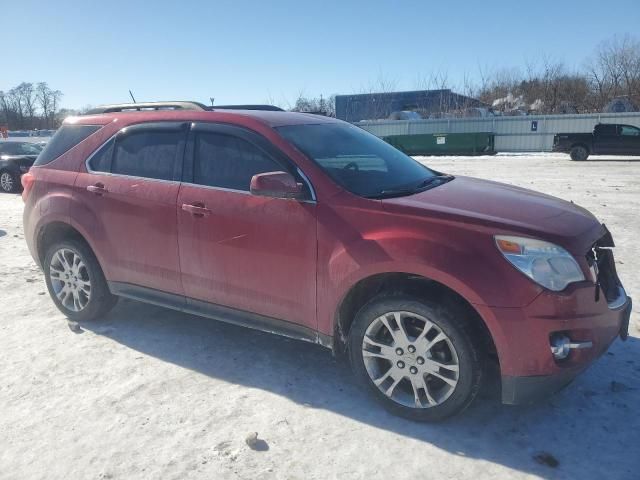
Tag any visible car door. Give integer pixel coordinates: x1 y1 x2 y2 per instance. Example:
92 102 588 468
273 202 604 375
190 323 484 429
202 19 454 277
177 123 317 330
593 124 622 154
619 125 640 154
74 122 187 296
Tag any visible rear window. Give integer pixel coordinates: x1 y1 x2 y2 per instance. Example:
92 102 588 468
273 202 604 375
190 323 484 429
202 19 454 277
594 124 618 135
34 125 100 166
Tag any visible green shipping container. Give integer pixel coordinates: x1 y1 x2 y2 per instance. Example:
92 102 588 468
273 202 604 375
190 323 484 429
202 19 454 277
383 132 495 156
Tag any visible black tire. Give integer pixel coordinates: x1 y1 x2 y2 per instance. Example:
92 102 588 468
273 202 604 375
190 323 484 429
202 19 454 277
569 145 589 161
43 238 118 322
0 170 20 193
348 294 483 421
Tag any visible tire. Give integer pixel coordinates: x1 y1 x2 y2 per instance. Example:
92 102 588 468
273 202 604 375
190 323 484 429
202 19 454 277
348 294 483 421
0 170 20 193
43 238 118 322
569 145 589 161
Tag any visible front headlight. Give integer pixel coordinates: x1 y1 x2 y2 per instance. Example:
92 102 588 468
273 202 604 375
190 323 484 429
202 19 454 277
494 235 585 291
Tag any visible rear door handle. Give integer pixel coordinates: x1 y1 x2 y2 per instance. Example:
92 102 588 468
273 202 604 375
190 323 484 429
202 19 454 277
87 183 107 195
181 202 212 217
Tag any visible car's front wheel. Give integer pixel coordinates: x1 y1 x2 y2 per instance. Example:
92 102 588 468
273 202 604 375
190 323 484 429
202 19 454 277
349 295 483 421
0 170 19 193
44 239 118 322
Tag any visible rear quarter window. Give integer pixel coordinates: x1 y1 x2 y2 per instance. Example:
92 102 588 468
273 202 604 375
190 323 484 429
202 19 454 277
34 125 101 166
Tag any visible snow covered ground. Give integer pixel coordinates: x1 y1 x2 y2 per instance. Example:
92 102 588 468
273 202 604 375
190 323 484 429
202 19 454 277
0 153 638 480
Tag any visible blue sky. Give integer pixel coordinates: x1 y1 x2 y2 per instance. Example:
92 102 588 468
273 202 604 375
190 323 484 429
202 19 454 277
3 0 639 109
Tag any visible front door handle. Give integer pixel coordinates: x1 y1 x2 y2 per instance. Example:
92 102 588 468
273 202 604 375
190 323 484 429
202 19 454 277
87 183 107 195
181 202 212 217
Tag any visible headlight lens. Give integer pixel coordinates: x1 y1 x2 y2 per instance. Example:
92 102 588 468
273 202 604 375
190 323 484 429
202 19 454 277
495 235 585 291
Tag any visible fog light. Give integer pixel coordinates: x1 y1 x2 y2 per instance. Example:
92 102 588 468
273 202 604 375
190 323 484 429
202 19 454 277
550 334 571 360
550 333 593 360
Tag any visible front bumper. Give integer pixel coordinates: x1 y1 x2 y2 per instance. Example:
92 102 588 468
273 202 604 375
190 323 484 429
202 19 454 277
502 364 589 405
501 294 631 404
475 283 632 405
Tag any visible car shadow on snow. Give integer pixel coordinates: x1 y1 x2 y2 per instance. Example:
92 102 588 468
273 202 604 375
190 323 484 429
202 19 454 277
84 299 640 479
583 157 640 163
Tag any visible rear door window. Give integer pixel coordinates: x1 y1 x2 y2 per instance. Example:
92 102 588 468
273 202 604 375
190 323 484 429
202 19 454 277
34 124 101 165
595 124 619 135
112 130 183 181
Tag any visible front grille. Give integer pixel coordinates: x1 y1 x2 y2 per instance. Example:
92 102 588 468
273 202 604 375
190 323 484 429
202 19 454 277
586 230 621 303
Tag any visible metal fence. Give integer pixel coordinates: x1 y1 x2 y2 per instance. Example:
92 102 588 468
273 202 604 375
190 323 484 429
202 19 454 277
357 112 640 152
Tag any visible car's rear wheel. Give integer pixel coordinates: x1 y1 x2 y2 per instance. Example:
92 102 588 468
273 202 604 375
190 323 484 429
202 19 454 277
44 239 118 322
0 170 19 193
569 145 589 161
349 295 482 421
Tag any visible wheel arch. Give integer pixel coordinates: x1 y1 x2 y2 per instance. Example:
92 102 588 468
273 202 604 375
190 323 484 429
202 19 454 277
36 221 96 267
570 142 590 154
332 272 499 368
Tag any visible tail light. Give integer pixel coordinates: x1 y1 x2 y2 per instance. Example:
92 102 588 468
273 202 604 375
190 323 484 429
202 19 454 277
21 171 35 202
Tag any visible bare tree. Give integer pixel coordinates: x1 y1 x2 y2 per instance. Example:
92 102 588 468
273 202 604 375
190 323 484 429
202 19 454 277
15 83 37 127
36 82 53 128
290 92 336 117
585 34 640 111
354 73 398 120
7 88 25 128
0 82 64 129
50 89 63 126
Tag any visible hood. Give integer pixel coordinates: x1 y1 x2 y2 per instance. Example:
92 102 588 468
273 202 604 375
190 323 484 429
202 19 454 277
382 176 604 252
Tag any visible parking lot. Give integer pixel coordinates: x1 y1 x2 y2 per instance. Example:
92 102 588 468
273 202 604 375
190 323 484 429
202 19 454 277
1 153 638 480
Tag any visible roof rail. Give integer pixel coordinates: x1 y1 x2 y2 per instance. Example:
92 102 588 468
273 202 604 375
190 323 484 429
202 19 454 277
85 101 207 115
210 104 284 112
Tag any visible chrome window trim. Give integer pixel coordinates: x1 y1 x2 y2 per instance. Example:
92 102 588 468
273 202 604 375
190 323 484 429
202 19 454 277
181 182 251 195
84 169 182 186
296 167 317 202
84 129 317 203
180 181 317 204
84 133 117 174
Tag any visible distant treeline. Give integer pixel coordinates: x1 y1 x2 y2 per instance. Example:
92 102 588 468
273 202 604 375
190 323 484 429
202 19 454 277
3 35 638 128
0 82 66 130
290 34 640 117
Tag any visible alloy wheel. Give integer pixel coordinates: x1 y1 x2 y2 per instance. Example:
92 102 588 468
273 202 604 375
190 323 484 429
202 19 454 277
49 248 91 312
0 172 14 192
361 311 460 408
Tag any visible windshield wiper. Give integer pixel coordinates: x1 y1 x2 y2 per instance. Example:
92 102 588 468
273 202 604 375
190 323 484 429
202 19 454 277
365 174 453 199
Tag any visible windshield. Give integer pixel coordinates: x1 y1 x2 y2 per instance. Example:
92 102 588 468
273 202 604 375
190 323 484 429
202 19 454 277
0 142 43 155
277 123 438 198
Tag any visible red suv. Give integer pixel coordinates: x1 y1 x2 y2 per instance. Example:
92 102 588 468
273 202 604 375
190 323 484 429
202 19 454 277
22 102 632 421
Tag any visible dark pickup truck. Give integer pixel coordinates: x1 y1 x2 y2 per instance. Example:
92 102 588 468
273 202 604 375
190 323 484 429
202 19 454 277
553 123 640 161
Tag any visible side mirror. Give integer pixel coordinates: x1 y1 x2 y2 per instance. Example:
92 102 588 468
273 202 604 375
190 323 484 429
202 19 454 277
250 171 304 199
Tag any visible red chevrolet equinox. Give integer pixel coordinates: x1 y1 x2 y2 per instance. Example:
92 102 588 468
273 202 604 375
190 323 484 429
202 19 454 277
22 102 632 421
